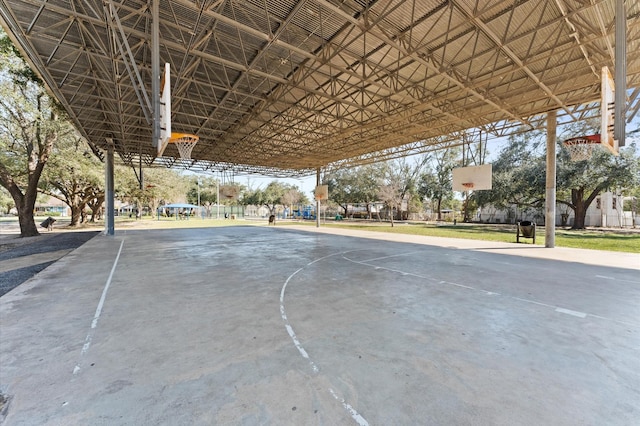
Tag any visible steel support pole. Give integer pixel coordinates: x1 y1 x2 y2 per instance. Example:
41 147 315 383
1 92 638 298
615 0 626 147
105 141 115 236
545 111 557 248
316 168 321 228
151 0 160 149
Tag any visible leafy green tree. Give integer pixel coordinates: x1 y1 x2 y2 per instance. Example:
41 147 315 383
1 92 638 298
0 31 70 236
119 167 188 217
474 131 545 218
40 137 104 225
242 181 305 218
557 143 639 229
476 123 639 229
418 148 459 220
324 168 360 217
0 186 14 214
324 164 382 218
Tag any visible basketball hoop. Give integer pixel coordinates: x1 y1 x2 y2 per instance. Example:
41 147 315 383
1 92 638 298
169 133 199 160
220 185 239 200
563 135 600 161
461 182 474 190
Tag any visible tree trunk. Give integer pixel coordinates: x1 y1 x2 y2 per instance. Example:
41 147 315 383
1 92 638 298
436 197 442 220
18 202 39 237
571 188 586 229
70 205 82 226
4 178 40 237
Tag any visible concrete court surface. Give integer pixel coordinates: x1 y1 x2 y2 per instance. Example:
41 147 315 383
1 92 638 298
0 225 639 425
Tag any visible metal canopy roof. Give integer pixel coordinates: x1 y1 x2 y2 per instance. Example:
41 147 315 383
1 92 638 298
1 0 639 176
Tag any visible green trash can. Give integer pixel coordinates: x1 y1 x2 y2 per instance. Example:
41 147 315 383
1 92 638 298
517 221 536 243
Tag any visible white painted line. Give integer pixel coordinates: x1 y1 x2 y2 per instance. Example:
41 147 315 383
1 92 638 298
73 239 124 375
91 240 123 329
280 264 322 374
511 297 555 308
280 252 369 425
555 307 587 318
329 388 369 426
596 275 640 284
360 251 422 263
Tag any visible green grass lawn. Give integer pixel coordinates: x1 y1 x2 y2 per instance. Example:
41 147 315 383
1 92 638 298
3 216 638 253
285 221 640 253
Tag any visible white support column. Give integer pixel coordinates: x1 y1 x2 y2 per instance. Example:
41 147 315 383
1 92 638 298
615 0 626 147
105 140 115 236
545 111 557 248
151 0 160 149
316 168 321 228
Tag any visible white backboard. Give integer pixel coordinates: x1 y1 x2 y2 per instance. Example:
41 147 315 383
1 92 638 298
158 63 171 157
315 185 329 201
452 164 492 191
600 66 618 155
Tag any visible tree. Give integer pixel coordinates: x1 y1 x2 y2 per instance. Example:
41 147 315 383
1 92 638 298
377 181 402 226
324 168 360 217
40 136 104 226
418 148 459 220
0 186 14 214
324 164 382 218
557 143 639 229
242 181 307 218
473 130 548 223
281 187 302 217
476 122 639 229
0 32 69 236
119 167 189 217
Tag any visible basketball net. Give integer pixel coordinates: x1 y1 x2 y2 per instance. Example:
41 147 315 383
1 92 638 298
563 135 600 162
169 133 199 160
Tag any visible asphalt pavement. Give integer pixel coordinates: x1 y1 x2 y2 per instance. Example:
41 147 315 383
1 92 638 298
0 230 99 297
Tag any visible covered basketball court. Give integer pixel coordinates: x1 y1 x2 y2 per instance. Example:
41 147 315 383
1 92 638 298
1 225 639 424
1 0 640 423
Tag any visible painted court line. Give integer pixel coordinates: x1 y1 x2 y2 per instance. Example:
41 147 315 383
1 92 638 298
329 388 370 426
280 251 369 425
555 307 588 318
345 250 637 328
73 239 124 375
596 275 640 284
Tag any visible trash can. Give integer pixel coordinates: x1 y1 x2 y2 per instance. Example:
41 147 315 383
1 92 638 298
517 221 535 243
40 216 56 230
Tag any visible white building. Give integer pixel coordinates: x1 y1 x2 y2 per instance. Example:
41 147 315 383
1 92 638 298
478 191 638 227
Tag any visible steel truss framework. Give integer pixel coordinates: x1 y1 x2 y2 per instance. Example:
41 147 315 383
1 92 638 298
1 0 639 176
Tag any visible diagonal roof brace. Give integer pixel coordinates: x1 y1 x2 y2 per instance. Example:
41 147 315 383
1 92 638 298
104 0 153 124
450 0 575 120
317 0 534 128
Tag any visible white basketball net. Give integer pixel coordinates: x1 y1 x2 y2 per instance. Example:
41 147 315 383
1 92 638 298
170 134 198 160
563 139 598 162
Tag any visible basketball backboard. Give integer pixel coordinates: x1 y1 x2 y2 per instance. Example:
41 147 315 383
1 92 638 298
158 63 171 157
600 66 619 155
452 164 492 191
220 185 240 200
315 185 329 201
